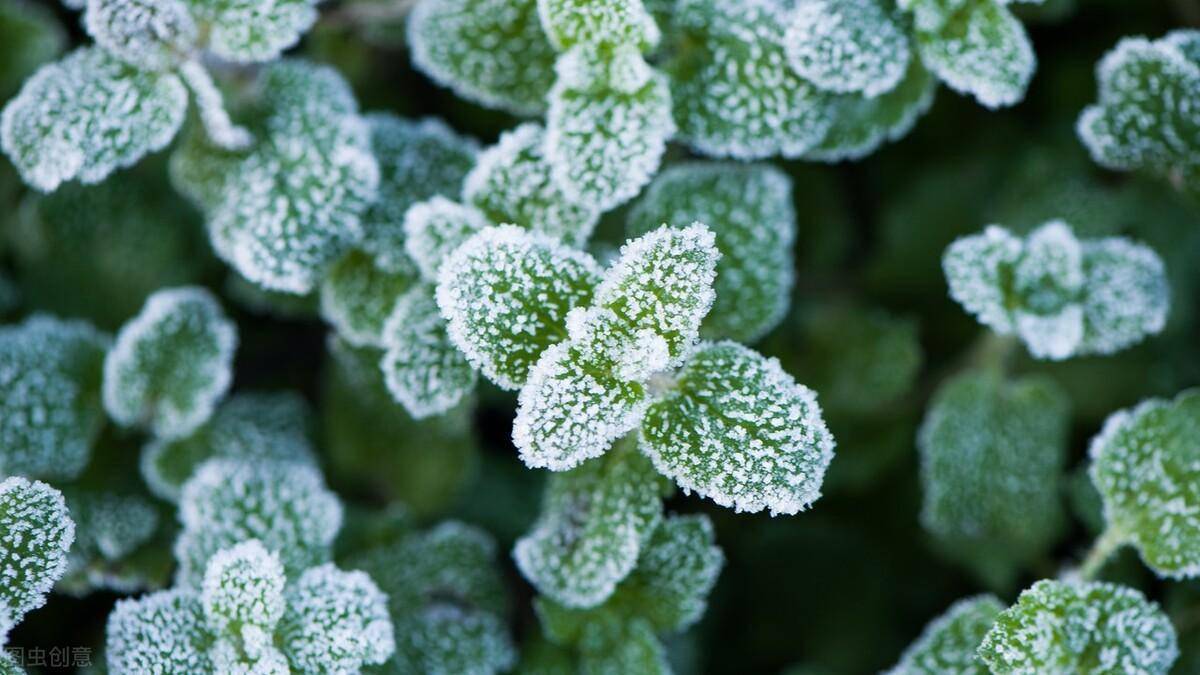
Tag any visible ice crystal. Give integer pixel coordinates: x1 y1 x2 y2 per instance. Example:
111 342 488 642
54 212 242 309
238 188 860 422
403 197 492 283
537 0 659 51
201 540 286 637
886 595 1002 675
103 286 237 439
83 0 196 71
184 0 319 64
279 564 395 673
378 286 477 419
61 489 160 594
978 579 1178 674
106 589 215 673
784 0 911 98
0 477 75 621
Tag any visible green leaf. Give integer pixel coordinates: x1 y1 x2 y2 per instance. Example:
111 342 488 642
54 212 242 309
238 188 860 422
784 0 911 97
640 341 835 515
103 286 238 440
537 0 659 51
666 0 834 159
978 580 1178 674
84 0 196 71
885 595 1002 675
914 0 1035 108
514 442 664 608
0 47 187 192
407 0 558 115
0 477 75 620
918 370 1068 585
0 0 65 99
463 122 599 247
60 488 160 595
380 285 477 419
437 224 603 390
105 589 215 673
200 540 286 638
627 163 795 342
182 0 318 63
320 248 415 348
279 564 395 673
402 197 492 283
1089 390 1200 577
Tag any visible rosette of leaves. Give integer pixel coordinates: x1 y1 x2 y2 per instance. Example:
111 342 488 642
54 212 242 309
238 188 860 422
944 220 1169 360
59 488 163 596
106 539 395 673
885 595 1002 674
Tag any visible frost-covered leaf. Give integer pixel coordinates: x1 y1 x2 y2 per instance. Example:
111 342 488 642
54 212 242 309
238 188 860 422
183 0 318 63
61 489 159 595
1089 390 1200 578
1078 33 1200 180
914 0 1035 108
361 114 479 274
142 391 316 502
279 564 395 673
515 443 664 608
83 0 196 71
978 580 1178 674
0 315 108 480
175 458 343 585
0 47 187 192
545 45 674 212
805 57 937 162
403 197 492 282
106 589 214 673
380 286 477 419
0 0 65 99
641 341 835 515
885 595 1002 675
463 123 599 247
918 370 1068 583
0 478 75 620
437 225 603 390
537 0 659 51
1076 236 1170 356
666 0 834 159
201 540 286 638
387 606 514 675
627 163 795 342
103 286 237 439
320 249 415 347
944 224 1023 334
407 0 557 115
784 0 911 97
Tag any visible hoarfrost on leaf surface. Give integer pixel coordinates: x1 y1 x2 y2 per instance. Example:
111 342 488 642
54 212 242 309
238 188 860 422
783 0 911 98
0 47 187 192
102 286 237 440
402 196 493 283
183 0 319 63
201 540 286 637
885 595 1002 675
978 579 1178 674
437 224 603 391
537 0 659 51
319 249 415 348
1089 390 1200 578
83 0 195 71
105 589 214 673
640 341 835 516
0 477 75 621
60 488 160 595
279 564 396 673
380 286 477 419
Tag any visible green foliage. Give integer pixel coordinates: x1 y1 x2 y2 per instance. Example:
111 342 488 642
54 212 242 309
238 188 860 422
784 0 911 98
60 488 161 595
319 248 414 348
84 0 197 71
380 285 478 419
538 0 660 51
0 477 75 622
886 595 1002 674
978 579 1178 674
403 197 492 282
1089 389 1200 578
0 0 64 98
184 0 319 63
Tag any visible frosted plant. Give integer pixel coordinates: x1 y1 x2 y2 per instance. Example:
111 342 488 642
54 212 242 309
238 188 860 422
1088 390 1200 578
407 0 557 115
943 220 1169 360
783 0 911 98
514 440 666 608
60 489 160 595
978 579 1178 674
0 478 75 627
532 515 723 670
627 162 796 342
320 249 416 349
403 197 493 283
83 0 197 71
538 0 660 51
141 391 317 503
379 286 478 419
174 458 343 585
1078 31 1200 192
103 286 237 440
885 595 1002 674
463 123 599 247
918 370 1068 584
107 539 394 674
184 0 320 64
347 522 515 675
0 315 108 480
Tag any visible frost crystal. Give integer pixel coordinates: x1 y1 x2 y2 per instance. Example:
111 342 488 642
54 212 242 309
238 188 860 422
944 221 1169 360
1089 390 1200 578
0 315 108 480
201 540 286 637
1077 32 1200 181
913 0 1035 108
83 0 196 71
379 286 477 419
103 286 238 439
403 197 492 282
978 580 1178 674
279 564 395 673
407 0 557 115
0 47 187 192
886 595 1002 674
106 589 214 674
319 249 414 348
918 370 1068 579
667 0 834 159
627 163 796 342
142 391 317 502
184 0 318 63
537 0 659 51
437 225 603 390
784 0 911 98
175 458 343 585
60 489 160 595
641 341 835 516
0 478 75 621
463 123 599 247
514 444 664 608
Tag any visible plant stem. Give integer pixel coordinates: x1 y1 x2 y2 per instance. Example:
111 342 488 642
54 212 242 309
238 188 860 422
965 332 1019 373
1077 526 1126 581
